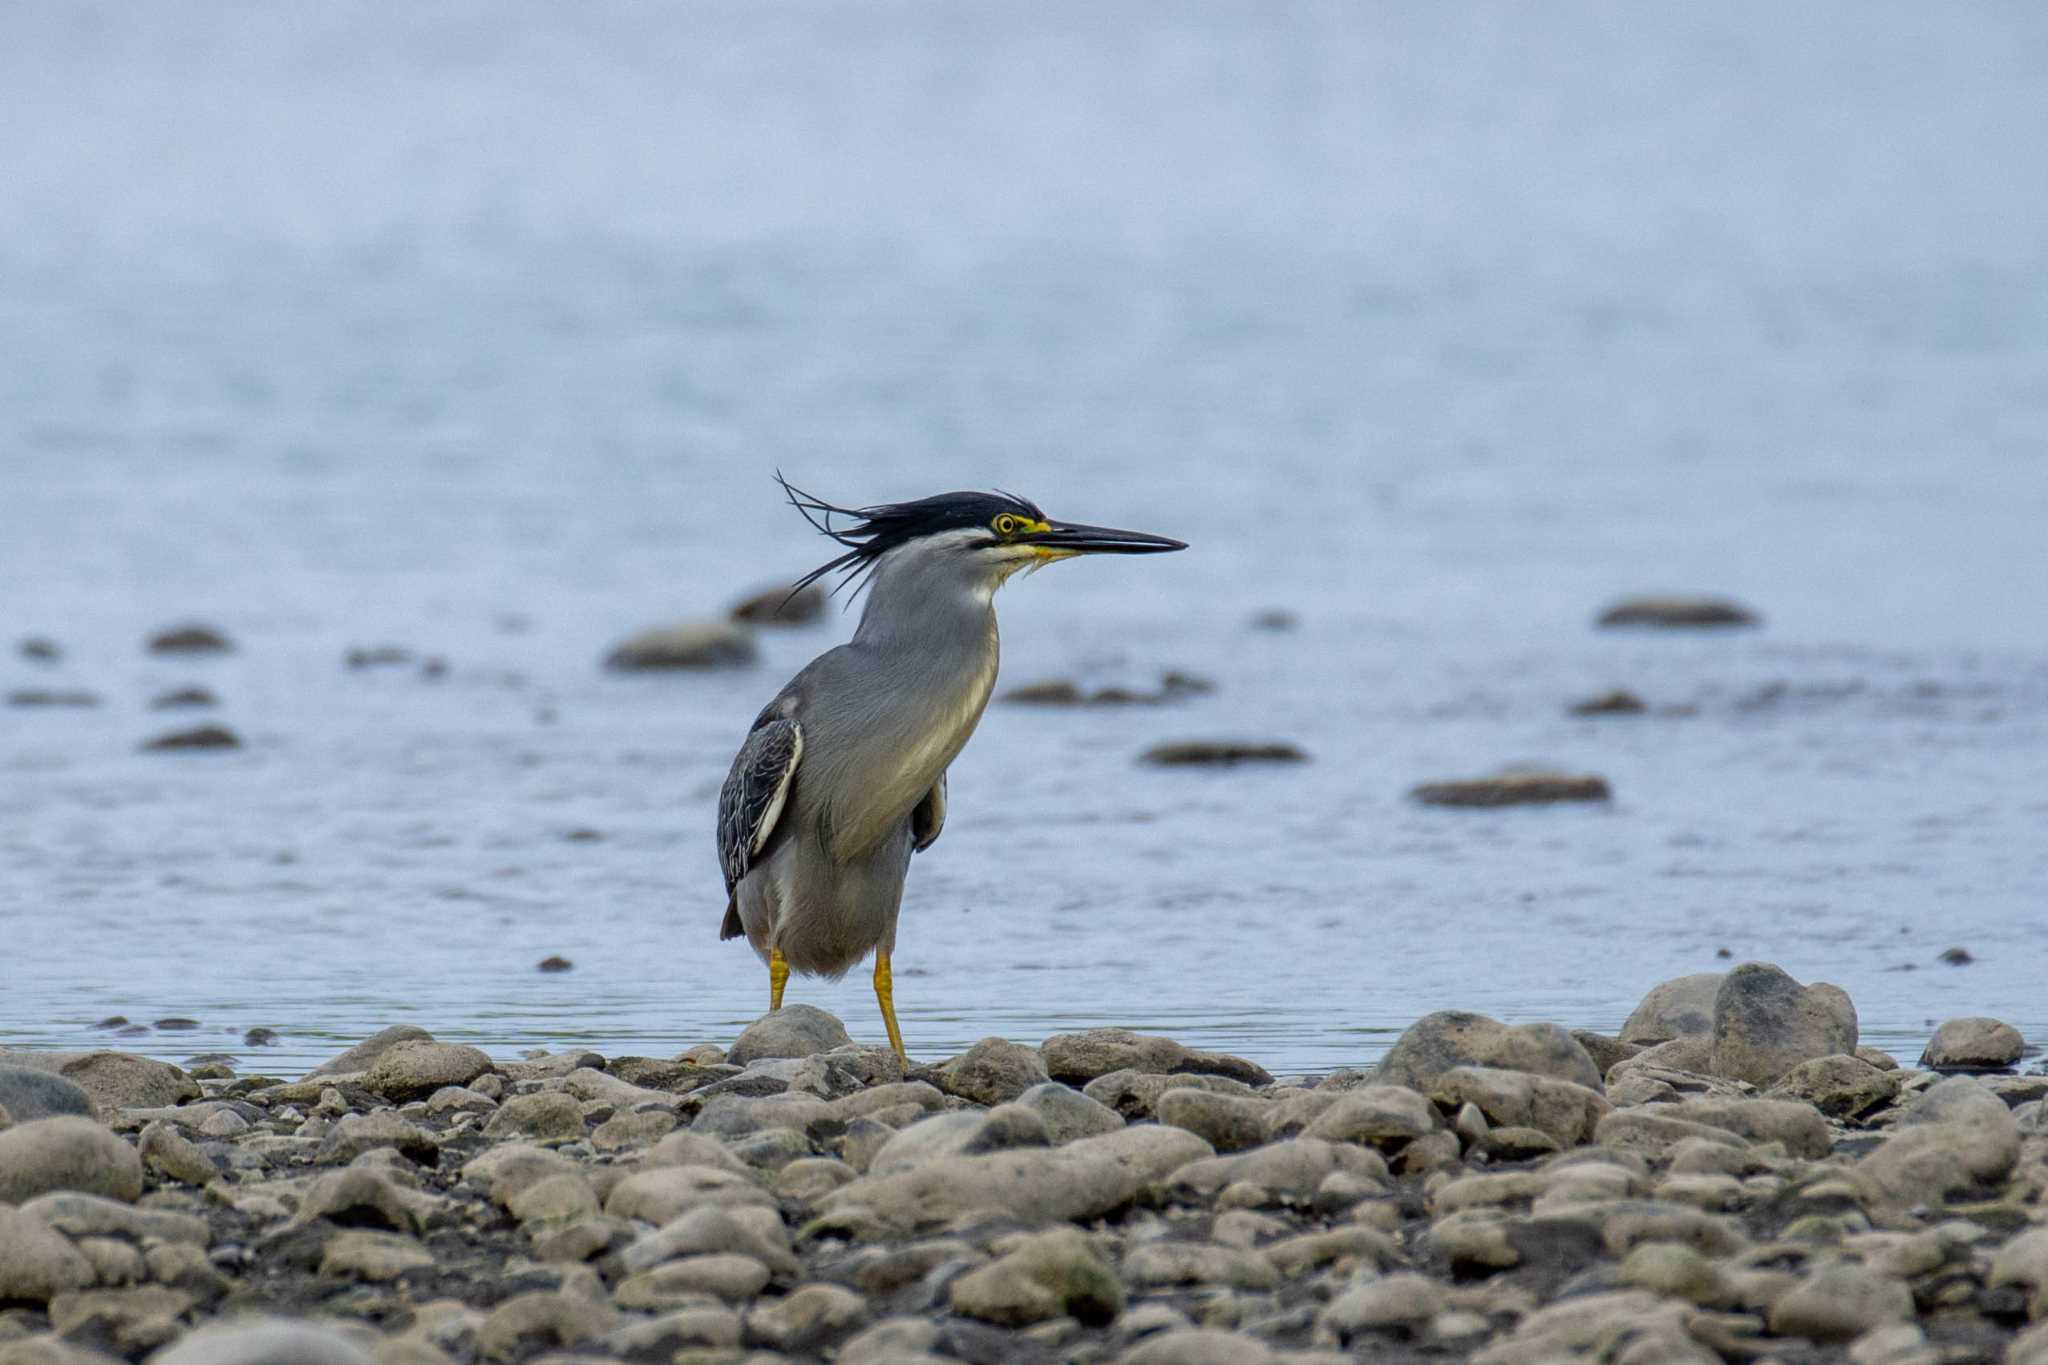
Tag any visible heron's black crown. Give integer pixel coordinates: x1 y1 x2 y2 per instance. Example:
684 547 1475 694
779 475 1043 596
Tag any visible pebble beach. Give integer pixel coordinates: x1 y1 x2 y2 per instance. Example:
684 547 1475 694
1 962 2044 1364
7 4 2048 1360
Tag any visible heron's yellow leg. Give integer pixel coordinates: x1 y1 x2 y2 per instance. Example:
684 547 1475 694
768 949 789 1012
874 952 907 1063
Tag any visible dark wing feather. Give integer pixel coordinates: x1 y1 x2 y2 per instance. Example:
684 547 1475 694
716 716 802 931
911 772 946 853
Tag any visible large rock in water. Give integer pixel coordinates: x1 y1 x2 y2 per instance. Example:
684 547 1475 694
1375 1012 1603 1092
1920 1016 2024 1071
604 621 757 671
1620 973 1724 1043
1708 962 1856 1086
1595 596 1759 628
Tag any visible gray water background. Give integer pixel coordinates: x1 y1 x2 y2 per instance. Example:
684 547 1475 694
3 2 2046 1076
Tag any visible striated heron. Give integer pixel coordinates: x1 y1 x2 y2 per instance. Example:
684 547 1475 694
715 477 1186 1061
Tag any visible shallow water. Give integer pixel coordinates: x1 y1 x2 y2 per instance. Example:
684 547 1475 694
4 2 2046 1076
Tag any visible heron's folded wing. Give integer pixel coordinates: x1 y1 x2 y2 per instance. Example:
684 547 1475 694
717 717 803 896
911 771 946 853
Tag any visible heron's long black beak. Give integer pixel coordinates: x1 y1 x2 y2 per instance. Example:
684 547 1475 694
1025 520 1187 555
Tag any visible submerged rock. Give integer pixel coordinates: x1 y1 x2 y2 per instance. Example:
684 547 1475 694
1595 596 1760 628
149 686 219 710
604 621 756 670
140 725 241 751
1002 672 1214 706
1139 740 1307 766
1411 770 1610 807
1569 689 1648 715
146 623 234 654
5 689 101 707
730 581 828 626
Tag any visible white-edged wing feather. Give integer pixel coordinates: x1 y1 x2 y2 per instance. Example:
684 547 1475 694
717 717 803 897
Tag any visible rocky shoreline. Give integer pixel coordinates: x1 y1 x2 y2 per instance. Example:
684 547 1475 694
0 963 2044 1365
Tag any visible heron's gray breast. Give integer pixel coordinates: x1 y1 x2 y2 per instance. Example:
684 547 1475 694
802 633 997 861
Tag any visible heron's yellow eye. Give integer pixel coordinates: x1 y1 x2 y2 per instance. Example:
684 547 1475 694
993 514 1020 537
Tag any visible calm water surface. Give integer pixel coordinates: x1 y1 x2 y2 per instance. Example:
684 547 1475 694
3 2 2046 1075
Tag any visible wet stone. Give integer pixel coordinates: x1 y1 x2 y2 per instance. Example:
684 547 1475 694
727 1006 853 1066
1621 972 1725 1043
1920 1016 2025 1071
1709 961 1857 1086
1155 1087 1270 1153
318 1111 440 1164
361 1040 494 1101
480 1091 587 1142
1011 1082 1125 1144
1768 1053 1900 1118
1375 1012 1603 1091
936 1038 1050 1105
306 1025 435 1079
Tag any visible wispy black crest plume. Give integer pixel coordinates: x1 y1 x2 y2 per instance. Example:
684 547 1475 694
776 472 1044 608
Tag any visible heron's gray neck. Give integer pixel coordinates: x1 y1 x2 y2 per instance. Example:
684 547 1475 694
851 537 1002 652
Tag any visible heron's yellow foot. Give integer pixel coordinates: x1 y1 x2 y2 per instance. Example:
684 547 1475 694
874 952 907 1064
768 948 789 1012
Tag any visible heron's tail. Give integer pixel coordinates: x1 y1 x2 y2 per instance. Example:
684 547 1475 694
719 899 744 941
